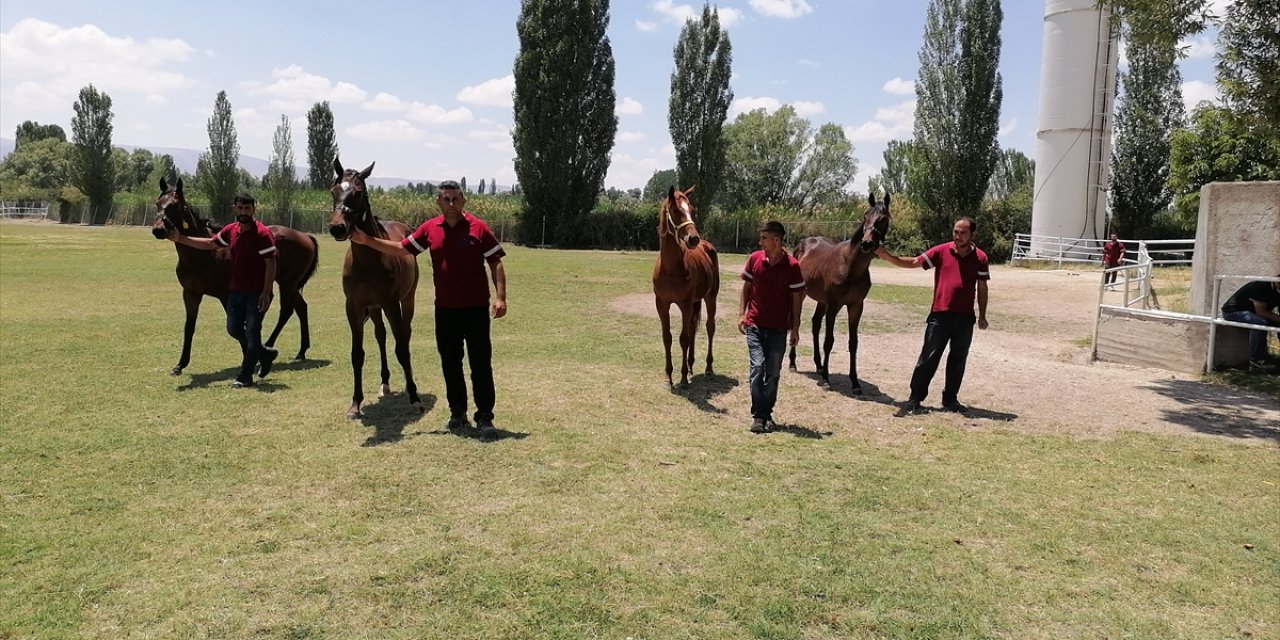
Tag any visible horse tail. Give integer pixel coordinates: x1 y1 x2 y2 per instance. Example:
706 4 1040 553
298 234 320 290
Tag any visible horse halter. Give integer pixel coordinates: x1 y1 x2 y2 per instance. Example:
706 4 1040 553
155 191 196 234
332 174 372 225
663 196 697 240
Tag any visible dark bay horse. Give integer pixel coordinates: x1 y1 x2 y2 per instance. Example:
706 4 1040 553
151 177 318 376
328 158 422 419
788 193 891 393
652 185 719 387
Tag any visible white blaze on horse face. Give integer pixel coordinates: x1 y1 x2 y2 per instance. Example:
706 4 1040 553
341 181 351 192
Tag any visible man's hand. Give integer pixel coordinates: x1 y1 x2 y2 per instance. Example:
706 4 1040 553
978 316 989 330
790 327 799 346
737 314 748 335
258 292 273 313
349 227 368 245
874 246 889 259
492 298 507 319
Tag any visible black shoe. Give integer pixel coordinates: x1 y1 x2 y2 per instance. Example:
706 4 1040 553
1247 359 1277 373
257 347 279 378
896 400 923 417
445 416 470 432
765 418 780 432
940 400 968 413
232 379 254 389
476 420 499 440
750 418 769 433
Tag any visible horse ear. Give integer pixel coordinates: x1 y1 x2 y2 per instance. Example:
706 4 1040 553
868 193 877 207
685 184 697 195
176 178 184 196
358 162 375 180
667 185 676 200
883 193 891 210
333 156 344 176
159 177 169 193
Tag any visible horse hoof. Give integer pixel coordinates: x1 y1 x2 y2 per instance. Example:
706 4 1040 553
411 401 424 413
379 384 391 398
346 408 362 420
850 387 864 396
788 364 798 371
170 368 183 377
294 354 306 362
818 380 831 390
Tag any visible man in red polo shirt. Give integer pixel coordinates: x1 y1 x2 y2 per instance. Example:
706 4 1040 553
876 216 990 415
351 180 508 439
167 193 278 388
738 220 806 433
1101 233 1125 286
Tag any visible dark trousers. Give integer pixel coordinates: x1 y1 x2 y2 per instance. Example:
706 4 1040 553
745 325 787 420
909 312 976 404
435 306 495 422
1103 263 1119 285
226 291 265 383
1224 310 1279 362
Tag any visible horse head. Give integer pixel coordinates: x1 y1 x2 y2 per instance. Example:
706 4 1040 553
857 192 891 253
329 157 376 241
152 177 202 240
662 185 701 250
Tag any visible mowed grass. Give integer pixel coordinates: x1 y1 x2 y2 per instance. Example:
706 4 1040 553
1 222 1277 639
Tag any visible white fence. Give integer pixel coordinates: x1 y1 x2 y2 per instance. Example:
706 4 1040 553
0 201 52 219
1012 233 1195 268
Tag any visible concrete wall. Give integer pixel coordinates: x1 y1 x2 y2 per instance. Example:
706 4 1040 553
1189 181 1280 316
1095 309 1251 373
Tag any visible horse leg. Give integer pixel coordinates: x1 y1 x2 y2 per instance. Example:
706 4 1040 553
789 297 803 371
847 301 865 395
656 300 674 386
383 302 422 411
293 289 310 361
370 309 392 398
173 289 202 376
704 293 717 375
810 302 827 381
263 285 295 353
678 302 695 387
346 305 367 419
821 306 839 390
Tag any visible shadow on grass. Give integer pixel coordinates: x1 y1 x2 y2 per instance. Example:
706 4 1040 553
174 358 333 391
1143 377 1280 442
267 357 333 374
892 400 1019 421
672 372 738 414
425 423 532 444
359 392 436 447
769 422 832 439
790 368 902 408
176 366 243 391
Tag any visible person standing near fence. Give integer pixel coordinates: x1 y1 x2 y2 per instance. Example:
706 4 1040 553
350 180 508 439
1221 276 1280 373
738 220 805 433
166 193 278 388
875 217 989 415
1101 233 1125 285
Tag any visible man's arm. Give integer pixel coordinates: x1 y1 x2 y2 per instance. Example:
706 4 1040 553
738 281 752 334
349 226 411 256
874 246 923 269
168 230 218 251
490 260 507 319
1250 298 1280 324
977 279 989 330
259 256 277 312
790 290 805 346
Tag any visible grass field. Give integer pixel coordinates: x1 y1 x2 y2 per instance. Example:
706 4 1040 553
1 222 1277 639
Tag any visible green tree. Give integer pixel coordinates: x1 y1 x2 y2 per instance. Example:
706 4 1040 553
1105 0 1216 53
491 178 498 195
1168 104 1280 227
908 0 1003 243
0 137 72 191
1216 0 1279 133
479 178 486 195
110 147 132 192
513 0 618 246
1108 32 1183 237
306 101 339 189
267 114 297 218
200 90 240 219
147 154 178 189
70 84 116 224
642 168 678 201
669 2 733 215
14 121 66 149
793 123 857 211
720 106 807 210
128 149 155 192
868 139 917 198
461 176 468 193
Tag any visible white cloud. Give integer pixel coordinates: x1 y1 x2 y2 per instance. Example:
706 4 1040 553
845 99 915 143
636 20 658 32
718 8 745 27
145 94 168 107
243 65 368 109
1182 80 1219 112
730 96 782 116
797 58 819 68
618 97 644 115
0 18 197 105
792 100 825 116
750 0 813 19
1180 35 1215 59
469 127 511 142
363 92 408 112
882 77 915 96
650 1 743 28
998 118 1018 138
1207 0 1233 19
457 74 515 108
406 102 474 125
617 131 647 143
347 120 425 142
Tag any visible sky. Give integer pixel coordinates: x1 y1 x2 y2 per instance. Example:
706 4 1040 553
0 0 1229 193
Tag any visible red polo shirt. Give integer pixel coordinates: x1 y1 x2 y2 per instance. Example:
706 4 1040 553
920 241 989 315
213 220 277 293
402 212 505 308
740 250 806 330
1102 240 1125 265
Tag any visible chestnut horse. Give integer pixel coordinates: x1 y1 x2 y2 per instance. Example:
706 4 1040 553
151 177 318 376
652 185 719 387
788 193 891 393
328 158 422 419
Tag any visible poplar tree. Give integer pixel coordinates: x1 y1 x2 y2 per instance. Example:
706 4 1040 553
267 114 298 218
513 0 617 246
306 102 339 189
70 84 115 224
200 90 241 219
669 2 733 215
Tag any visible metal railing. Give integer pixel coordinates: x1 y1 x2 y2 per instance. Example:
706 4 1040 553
1012 233 1195 268
1206 275 1280 373
0 201 53 219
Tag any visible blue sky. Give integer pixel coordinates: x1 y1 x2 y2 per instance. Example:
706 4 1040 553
0 0 1226 192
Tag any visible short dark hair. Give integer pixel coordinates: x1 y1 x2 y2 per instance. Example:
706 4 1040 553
758 220 786 238
438 180 461 191
233 193 255 206
956 216 976 234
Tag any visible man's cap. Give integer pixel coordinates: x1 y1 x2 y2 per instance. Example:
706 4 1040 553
438 180 461 190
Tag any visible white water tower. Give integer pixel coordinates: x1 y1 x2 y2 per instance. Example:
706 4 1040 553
1030 0 1120 249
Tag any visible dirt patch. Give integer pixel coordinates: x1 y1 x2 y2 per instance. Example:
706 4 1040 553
615 259 1280 446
